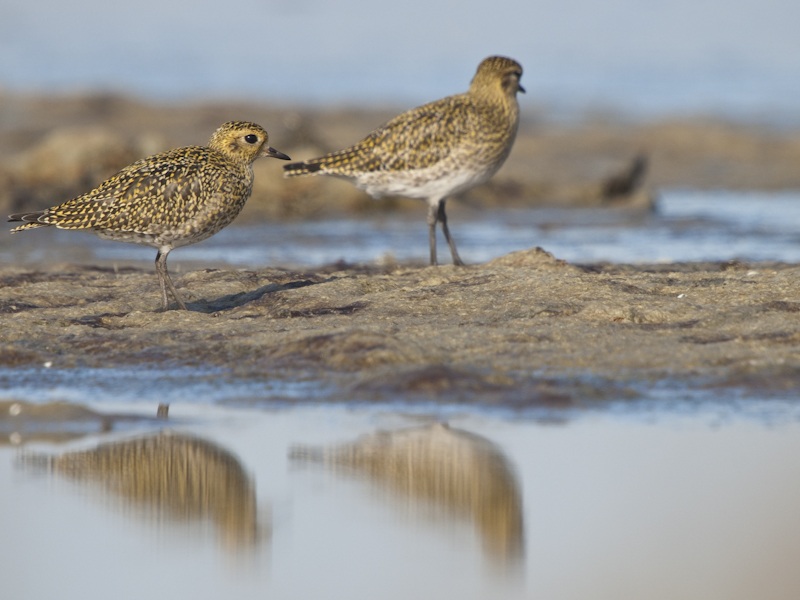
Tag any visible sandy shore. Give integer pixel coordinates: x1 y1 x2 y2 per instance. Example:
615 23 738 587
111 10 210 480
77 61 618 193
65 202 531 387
2 248 799 405
2 93 800 406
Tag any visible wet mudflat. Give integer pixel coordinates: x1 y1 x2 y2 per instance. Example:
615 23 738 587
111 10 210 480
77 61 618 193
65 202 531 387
2 246 800 404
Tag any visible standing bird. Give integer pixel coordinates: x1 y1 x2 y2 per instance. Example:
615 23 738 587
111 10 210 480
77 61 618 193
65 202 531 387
283 55 524 266
8 121 290 311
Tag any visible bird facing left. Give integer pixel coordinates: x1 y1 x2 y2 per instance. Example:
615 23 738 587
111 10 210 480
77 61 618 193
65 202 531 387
8 121 290 311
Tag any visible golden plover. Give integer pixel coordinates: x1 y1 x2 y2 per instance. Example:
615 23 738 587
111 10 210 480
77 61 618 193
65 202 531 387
283 55 524 265
9 121 290 310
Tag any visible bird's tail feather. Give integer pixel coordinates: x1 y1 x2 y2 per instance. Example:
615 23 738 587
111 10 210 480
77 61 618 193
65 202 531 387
283 161 324 178
8 211 48 233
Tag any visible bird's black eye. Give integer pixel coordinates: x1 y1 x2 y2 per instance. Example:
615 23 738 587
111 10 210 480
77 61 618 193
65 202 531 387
244 134 259 144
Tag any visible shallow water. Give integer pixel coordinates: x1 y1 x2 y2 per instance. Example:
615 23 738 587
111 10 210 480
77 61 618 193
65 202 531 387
3 403 800 600
3 190 800 269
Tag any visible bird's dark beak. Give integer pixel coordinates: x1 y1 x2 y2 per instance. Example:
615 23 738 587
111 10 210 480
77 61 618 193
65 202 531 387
262 146 291 160
518 83 526 94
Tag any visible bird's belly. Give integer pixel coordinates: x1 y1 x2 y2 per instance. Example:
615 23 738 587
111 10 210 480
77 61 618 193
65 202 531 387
356 164 493 201
95 229 162 247
93 196 246 249
94 219 225 249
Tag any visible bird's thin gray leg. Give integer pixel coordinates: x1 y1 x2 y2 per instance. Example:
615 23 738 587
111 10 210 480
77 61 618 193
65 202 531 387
426 201 439 266
437 199 464 266
155 250 187 311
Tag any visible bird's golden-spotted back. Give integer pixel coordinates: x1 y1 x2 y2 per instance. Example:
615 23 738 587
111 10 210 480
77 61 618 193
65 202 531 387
10 121 270 237
283 56 523 180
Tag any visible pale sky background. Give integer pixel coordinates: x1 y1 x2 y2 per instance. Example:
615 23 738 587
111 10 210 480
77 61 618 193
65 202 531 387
1 0 799 118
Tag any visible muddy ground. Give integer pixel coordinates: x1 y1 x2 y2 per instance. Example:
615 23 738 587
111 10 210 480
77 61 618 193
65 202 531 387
2 248 799 406
1 93 800 406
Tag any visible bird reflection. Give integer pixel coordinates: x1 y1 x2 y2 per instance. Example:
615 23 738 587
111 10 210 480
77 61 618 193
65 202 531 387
0 400 164 445
23 430 263 552
290 422 524 567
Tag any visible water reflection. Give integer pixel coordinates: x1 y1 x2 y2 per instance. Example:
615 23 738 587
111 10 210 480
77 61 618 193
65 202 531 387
6 404 800 599
290 422 524 568
0 399 167 445
22 430 263 553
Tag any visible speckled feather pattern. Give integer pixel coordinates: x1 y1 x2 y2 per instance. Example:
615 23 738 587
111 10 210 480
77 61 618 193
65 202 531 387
10 121 266 248
8 120 288 310
283 56 523 201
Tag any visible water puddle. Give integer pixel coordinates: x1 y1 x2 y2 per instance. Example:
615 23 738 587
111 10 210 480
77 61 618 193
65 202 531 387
2 402 800 600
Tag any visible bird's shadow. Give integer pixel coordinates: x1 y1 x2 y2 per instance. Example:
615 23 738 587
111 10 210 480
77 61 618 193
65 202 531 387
183 276 330 314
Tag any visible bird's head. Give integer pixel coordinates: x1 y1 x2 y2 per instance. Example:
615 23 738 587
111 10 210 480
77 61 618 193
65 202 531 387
209 121 290 164
470 56 525 99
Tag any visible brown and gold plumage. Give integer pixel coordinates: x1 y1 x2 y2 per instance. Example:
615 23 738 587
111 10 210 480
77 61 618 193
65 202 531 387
9 121 289 310
284 56 524 265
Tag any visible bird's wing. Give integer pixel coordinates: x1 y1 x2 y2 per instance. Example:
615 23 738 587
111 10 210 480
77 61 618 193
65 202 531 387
312 94 478 175
43 148 210 231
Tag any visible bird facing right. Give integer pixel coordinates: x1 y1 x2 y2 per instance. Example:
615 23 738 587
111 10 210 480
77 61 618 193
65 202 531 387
283 55 525 266
9 121 289 311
